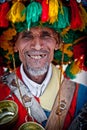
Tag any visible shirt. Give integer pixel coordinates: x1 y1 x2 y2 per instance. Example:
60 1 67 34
20 64 52 97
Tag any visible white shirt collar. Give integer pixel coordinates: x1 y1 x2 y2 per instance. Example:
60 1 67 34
20 64 52 97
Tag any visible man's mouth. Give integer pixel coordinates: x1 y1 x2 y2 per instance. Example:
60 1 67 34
28 54 47 59
25 50 48 60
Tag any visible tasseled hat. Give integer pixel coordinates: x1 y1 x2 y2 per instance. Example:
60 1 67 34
0 0 87 78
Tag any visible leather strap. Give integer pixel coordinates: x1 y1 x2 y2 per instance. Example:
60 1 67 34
45 78 76 130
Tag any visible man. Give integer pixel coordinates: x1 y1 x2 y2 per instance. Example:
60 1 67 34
0 1 87 130
0 25 87 130
0 26 62 129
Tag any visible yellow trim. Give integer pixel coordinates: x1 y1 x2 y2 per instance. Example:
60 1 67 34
40 64 60 111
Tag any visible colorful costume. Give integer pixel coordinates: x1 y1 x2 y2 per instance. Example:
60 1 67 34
0 64 87 130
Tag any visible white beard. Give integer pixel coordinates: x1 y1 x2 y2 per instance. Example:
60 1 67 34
26 62 49 77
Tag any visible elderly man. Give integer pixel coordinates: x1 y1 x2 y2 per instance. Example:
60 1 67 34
0 25 87 130
0 25 62 129
0 1 87 130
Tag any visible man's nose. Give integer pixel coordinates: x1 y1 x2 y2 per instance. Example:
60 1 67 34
32 37 42 50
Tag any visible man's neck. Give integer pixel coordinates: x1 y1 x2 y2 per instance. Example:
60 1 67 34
23 67 47 84
25 72 47 84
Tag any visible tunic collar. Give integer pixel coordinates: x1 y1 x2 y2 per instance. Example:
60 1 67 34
20 64 52 97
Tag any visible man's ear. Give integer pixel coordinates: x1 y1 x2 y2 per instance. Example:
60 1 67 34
55 43 59 50
55 33 63 50
14 46 18 52
55 40 64 50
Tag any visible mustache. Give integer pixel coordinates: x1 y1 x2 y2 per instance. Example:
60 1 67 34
24 49 49 55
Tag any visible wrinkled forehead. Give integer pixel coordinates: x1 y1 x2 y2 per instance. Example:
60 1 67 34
30 26 55 32
20 26 57 36
14 26 61 44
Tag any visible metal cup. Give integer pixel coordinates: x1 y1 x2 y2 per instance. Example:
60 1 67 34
0 100 18 129
18 121 45 130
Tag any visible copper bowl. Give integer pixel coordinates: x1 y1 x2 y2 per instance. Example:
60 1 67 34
18 122 45 130
0 100 18 129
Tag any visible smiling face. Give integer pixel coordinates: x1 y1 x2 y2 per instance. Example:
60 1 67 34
14 26 60 78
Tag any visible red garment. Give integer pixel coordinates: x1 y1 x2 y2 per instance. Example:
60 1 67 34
0 67 40 130
0 67 79 130
0 83 32 130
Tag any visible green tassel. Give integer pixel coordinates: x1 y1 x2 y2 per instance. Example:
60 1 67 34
61 29 85 43
15 22 27 32
52 6 70 29
54 50 71 64
25 1 42 30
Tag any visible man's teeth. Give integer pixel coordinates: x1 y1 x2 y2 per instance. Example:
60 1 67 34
30 55 45 59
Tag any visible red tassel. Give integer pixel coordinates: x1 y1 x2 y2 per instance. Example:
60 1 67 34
0 2 10 27
78 55 86 70
73 37 87 71
70 0 83 30
41 0 49 22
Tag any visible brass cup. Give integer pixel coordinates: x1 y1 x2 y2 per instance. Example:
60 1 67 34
18 122 45 130
0 100 18 129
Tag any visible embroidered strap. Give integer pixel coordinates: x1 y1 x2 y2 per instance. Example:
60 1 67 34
3 72 47 123
45 78 76 130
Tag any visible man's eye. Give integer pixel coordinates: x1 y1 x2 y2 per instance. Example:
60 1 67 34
40 35 51 39
22 31 34 40
22 35 34 40
40 31 52 39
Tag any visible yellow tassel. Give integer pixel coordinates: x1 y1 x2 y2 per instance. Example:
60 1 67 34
70 60 81 75
58 0 63 14
48 0 59 23
7 1 26 23
61 26 70 36
60 43 73 57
